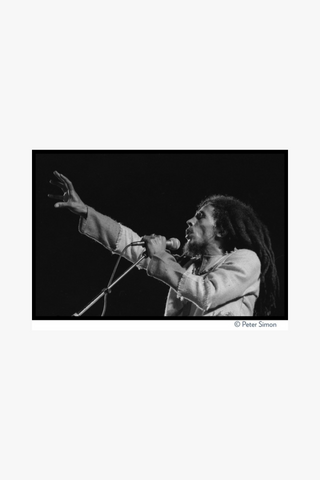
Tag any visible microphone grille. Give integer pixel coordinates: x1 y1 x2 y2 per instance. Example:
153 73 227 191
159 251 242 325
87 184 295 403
169 238 181 250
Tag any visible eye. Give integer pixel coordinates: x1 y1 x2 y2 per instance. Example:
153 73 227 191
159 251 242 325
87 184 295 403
196 211 204 220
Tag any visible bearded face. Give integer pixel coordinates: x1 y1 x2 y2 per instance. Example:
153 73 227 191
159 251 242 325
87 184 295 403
184 204 222 257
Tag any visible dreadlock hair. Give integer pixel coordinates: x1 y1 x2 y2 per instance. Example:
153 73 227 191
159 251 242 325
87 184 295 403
198 195 280 316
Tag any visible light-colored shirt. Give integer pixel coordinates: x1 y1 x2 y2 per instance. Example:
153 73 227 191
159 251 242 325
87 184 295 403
79 207 261 316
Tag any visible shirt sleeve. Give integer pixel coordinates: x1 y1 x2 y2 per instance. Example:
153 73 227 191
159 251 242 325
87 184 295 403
78 206 149 269
147 249 261 311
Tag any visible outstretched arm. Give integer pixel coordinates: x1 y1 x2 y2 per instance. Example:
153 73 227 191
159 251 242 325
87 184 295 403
48 171 147 266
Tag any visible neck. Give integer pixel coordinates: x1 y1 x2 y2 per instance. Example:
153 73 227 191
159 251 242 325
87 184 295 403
197 246 224 271
203 243 225 258
183 239 225 261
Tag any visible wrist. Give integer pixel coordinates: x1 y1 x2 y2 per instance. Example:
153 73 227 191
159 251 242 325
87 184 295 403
80 205 88 219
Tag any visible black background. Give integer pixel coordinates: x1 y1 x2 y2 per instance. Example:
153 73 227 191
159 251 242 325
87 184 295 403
33 151 287 318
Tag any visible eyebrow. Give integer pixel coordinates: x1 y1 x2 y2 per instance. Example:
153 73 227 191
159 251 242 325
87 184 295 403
197 206 215 218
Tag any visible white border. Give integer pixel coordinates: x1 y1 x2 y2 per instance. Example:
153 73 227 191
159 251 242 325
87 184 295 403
33 320 288 331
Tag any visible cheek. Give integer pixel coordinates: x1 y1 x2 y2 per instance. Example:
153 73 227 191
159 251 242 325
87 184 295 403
202 226 215 239
196 227 207 241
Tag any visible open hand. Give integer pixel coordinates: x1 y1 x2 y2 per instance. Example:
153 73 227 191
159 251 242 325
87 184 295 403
48 171 88 217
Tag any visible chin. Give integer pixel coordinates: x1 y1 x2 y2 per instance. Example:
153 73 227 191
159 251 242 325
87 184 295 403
183 240 203 257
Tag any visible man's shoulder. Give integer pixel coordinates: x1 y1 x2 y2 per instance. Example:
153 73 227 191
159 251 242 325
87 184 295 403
226 248 261 266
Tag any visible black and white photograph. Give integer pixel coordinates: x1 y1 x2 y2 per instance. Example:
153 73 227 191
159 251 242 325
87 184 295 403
34 150 287 320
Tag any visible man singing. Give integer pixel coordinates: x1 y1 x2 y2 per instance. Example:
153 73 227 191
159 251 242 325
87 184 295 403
49 171 279 316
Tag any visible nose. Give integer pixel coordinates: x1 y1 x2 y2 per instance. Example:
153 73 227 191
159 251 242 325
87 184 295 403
187 217 195 227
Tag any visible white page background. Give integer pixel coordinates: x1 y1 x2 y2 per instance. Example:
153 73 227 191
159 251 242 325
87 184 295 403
1 1 318 479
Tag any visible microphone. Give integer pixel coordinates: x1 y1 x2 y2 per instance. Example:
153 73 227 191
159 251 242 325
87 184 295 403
130 237 181 251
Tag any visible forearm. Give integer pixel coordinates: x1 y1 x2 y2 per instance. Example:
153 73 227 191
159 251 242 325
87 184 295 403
147 253 212 310
78 206 149 268
147 251 187 289
79 206 121 251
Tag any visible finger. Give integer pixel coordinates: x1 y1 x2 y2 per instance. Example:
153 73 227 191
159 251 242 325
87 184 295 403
53 171 64 181
59 173 74 190
50 178 63 186
49 179 66 191
53 171 69 190
54 202 70 208
48 194 64 200
143 235 153 242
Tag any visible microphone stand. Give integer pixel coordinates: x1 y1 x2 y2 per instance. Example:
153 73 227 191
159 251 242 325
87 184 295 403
71 253 147 317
